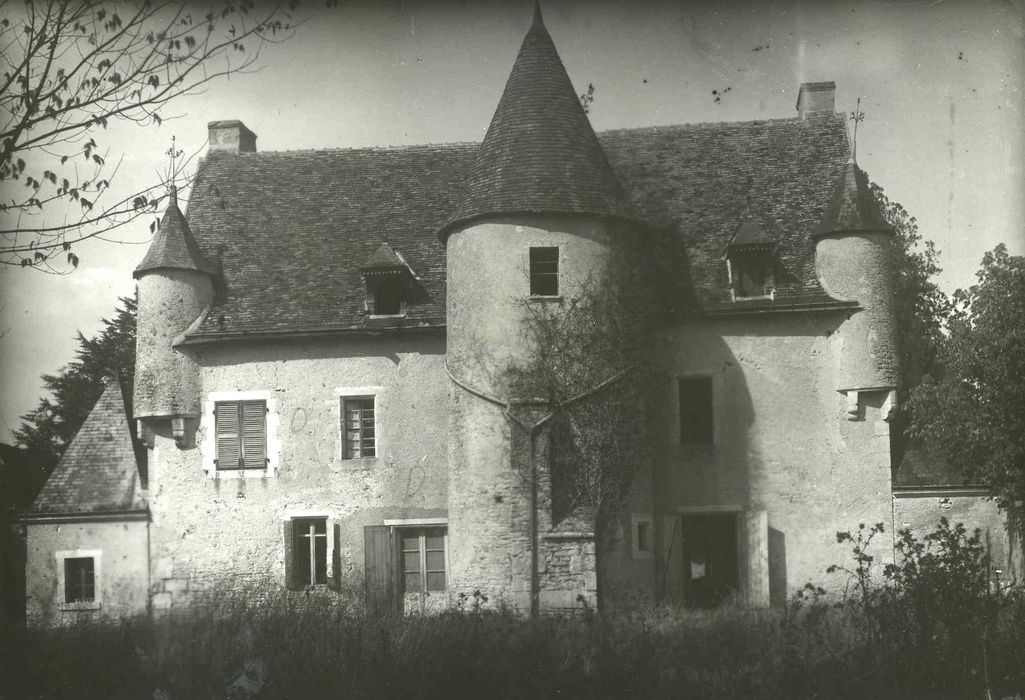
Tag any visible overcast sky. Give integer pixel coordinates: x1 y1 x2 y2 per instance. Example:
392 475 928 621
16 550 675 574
1 0 1023 444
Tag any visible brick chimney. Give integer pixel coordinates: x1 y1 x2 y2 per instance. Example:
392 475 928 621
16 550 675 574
796 82 836 118
207 120 257 153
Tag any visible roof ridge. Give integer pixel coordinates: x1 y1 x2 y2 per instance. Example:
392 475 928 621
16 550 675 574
598 113 844 136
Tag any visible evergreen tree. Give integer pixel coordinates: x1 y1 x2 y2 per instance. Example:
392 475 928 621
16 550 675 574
12 296 136 502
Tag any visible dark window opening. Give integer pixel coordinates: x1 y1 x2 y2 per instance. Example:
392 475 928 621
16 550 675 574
64 557 95 603
293 518 328 586
400 527 446 595
529 247 559 296
732 255 771 297
681 514 738 608
679 376 714 445
215 400 267 470
373 283 402 315
343 397 376 459
637 522 650 552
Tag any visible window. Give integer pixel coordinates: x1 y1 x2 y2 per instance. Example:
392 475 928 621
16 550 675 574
292 518 328 586
342 397 376 459
214 400 267 470
64 557 95 603
679 376 714 445
631 513 654 560
400 528 446 595
373 282 402 315
529 247 559 296
733 255 769 297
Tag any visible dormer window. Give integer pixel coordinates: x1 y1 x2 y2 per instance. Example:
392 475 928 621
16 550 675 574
360 242 421 317
529 246 559 296
726 221 776 301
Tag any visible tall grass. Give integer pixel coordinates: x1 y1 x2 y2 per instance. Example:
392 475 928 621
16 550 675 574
3 520 1024 699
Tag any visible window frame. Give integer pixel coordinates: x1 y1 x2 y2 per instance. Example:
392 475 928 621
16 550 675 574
341 396 377 460
56 549 102 611
726 252 775 301
292 516 329 587
631 513 655 560
334 387 383 463
398 526 448 597
529 246 560 297
678 374 715 446
202 390 280 479
213 399 268 471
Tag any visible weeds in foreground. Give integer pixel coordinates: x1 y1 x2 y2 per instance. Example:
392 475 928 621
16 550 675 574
2 520 1023 699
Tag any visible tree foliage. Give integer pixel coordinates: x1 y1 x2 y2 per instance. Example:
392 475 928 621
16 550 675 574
12 296 136 499
908 245 1025 536
0 0 315 272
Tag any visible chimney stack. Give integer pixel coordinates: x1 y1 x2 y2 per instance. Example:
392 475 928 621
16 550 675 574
796 82 836 118
207 120 257 153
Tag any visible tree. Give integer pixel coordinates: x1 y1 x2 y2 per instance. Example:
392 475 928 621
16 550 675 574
908 244 1025 537
12 296 136 499
0 0 318 272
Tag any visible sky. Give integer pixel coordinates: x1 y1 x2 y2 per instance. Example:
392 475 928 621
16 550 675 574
0 0 1023 444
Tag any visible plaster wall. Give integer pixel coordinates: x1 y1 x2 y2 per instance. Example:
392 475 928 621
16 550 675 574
145 335 448 609
25 519 149 626
445 216 613 610
134 270 214 418
653 314 894 603
893 491 1011 584
815 233 899 390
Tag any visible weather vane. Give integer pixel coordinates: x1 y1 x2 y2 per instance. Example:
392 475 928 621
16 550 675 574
165 135 183 188
849 97 864 163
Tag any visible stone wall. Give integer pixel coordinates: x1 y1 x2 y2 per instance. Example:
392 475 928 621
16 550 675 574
653 313 895 603
25 519 149 626
893 489 1012 586
145 334 448 610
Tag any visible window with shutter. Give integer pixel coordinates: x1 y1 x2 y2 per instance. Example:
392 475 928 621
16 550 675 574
291 517 328 587
64 557 95 603
342 397 376 459
529 247 559 296
215 400 267 470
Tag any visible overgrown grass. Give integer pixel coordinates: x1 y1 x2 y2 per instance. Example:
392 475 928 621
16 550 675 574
4 520 1024 699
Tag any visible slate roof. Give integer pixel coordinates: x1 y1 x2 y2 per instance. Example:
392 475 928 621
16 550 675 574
135 187 215 277
816 160 892 237
28 378 146 516
438 3 635 237
179 112 861 340
730 221 777 249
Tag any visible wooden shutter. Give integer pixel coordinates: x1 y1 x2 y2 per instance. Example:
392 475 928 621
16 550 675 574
241 400 267 469
283 519 296 590
364 525 395 613
215 401 242 469
741 510 770 608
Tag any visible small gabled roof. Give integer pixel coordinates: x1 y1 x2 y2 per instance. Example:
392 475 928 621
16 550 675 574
134 186 215 277
360 242 418 278
438 3 635 237
815 160 892 237
28 378 146 516
729 221 777 250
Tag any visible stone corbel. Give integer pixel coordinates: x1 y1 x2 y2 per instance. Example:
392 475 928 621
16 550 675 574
136 419 156 449
171 415 199 449
845 390 859 421
881 389 898 422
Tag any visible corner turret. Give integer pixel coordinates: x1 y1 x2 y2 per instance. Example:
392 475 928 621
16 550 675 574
133 186 215 442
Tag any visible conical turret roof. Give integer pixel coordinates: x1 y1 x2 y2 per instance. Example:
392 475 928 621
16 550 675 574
439 3 635 238
815 160 892 237
134 186 215 277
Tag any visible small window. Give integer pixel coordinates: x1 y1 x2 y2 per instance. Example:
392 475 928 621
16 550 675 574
64 557 95 603
214 400 267 470
400 527 447 594
342 397 376 459
637 522 650 552
529 247 559 296
730 253 773 299
373 283 402 315
292 518 328 586
631 513 654 560
679 377 714 445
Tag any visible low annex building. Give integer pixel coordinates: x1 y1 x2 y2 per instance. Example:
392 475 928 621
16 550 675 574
22 5 1017 624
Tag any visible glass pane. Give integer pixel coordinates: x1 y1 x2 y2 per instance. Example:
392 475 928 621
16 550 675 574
313 519 327 535
425 533 444 550
426 572 446 592
403 551 421 572
426 550 445 572
314 536 327 584
404 572 421 593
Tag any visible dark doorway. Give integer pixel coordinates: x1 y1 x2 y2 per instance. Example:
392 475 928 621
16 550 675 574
680 514 739 608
